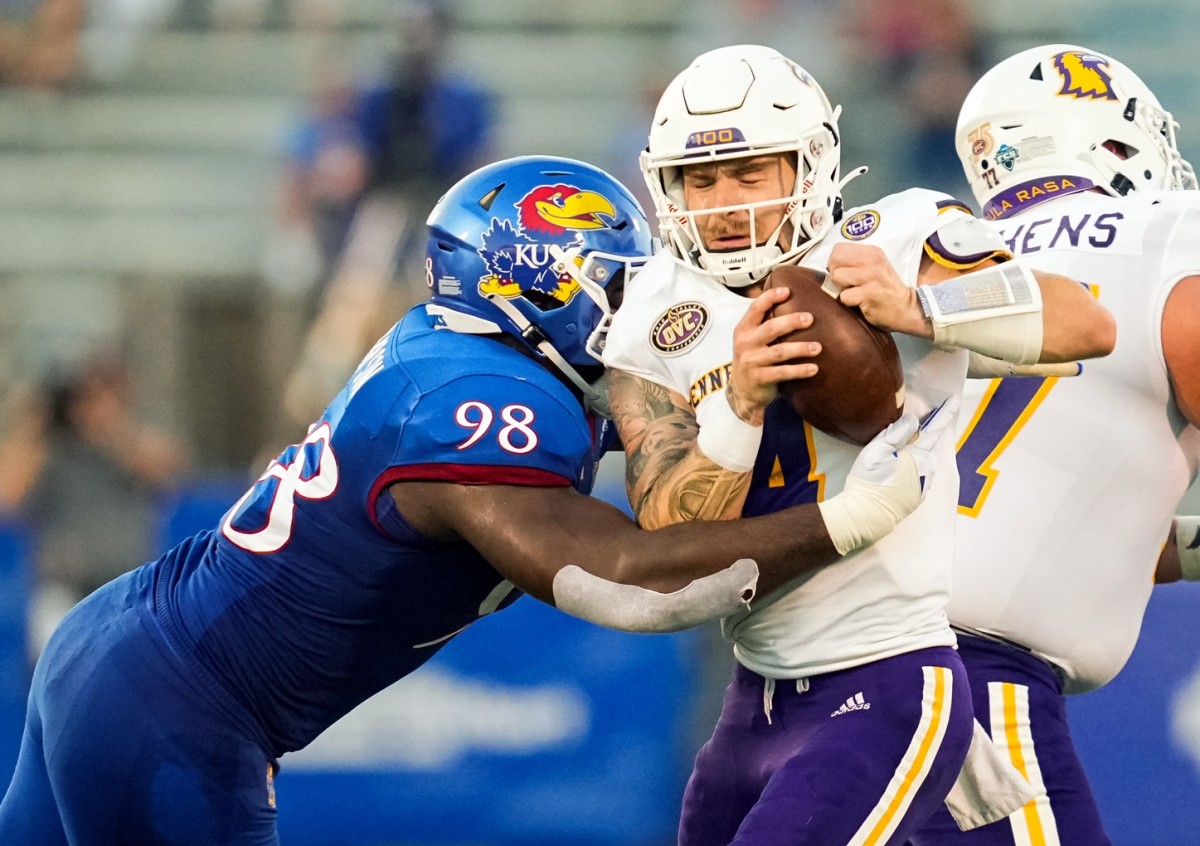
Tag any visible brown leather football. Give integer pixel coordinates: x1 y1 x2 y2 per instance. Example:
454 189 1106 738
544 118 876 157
767 264 905 446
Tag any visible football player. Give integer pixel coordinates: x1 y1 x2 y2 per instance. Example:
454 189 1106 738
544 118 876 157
602 45 1116 845
908 44 1200 846
0 155 954 844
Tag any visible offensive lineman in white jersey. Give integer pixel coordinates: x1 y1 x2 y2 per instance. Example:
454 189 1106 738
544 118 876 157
908 45 1200 846
602 45 1115 846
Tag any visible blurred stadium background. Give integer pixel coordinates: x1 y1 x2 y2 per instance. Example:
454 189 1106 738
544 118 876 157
1 0 1199 843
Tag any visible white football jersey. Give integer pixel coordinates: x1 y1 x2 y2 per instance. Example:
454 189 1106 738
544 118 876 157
949 189 1200 694
605 188 987 678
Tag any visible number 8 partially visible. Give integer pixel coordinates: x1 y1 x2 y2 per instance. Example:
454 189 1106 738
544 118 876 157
223 422 340 553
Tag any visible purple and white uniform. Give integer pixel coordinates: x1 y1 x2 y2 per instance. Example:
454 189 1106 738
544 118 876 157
605 189 1007 845
913 188 1200 846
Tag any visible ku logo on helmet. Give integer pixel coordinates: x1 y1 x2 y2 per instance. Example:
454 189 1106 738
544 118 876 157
477 183 618 307
1054 50 1118 101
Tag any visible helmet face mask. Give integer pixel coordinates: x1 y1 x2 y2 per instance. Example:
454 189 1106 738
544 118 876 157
955 44 1198 220
425 156 652 409
641 45 850 288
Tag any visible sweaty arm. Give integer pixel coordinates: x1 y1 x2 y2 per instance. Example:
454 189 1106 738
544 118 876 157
387 405 951 632
830 242 1116 364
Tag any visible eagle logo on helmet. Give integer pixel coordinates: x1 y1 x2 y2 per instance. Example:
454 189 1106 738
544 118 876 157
1053 50 1118 101
477 184 617 307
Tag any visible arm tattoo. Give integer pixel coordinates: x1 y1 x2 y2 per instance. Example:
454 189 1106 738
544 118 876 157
608 369 751 529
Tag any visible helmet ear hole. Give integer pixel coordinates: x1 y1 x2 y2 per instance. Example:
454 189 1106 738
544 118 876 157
1102 140 1131 160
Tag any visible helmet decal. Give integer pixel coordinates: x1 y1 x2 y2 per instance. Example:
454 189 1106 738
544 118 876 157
685 128 748 150
425 155 652 398
516 184 617 234
982 176 1095 221
994 144 1020 172
475 184 620 307
1053 51 1118 101
966 122 994 161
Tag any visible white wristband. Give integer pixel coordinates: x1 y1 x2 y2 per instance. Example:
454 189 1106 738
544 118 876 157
696 392 763 472
817 451 919 555
1177 516 1200 581
917 262 1044 365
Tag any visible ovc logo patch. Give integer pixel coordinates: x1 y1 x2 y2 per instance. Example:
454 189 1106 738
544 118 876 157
650 302 710 355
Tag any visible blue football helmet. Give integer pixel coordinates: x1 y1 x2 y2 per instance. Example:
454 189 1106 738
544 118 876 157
425 156 653 412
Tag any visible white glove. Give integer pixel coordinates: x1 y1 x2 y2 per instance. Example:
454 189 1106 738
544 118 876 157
818 396 961 555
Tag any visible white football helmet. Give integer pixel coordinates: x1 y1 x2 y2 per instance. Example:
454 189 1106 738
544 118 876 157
640 44 862 287
956 44 1197 219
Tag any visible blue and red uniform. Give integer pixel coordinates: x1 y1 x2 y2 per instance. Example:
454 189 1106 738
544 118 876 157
0 305 609 845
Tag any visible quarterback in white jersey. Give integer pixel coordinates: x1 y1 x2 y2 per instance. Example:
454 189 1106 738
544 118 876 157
603 45 1115 846
909 45 1200 846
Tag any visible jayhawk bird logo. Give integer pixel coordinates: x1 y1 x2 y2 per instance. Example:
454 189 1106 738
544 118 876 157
1053 50 1119 101
477 184 617 306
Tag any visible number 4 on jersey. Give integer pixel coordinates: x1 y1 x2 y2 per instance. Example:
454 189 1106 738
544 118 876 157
956 377 1059 516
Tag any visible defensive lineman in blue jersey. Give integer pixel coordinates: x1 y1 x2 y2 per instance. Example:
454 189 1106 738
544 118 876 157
0 156 956 845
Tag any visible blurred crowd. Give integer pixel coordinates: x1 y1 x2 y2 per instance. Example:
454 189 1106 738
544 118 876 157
0 352 188 663
0 0 1014 670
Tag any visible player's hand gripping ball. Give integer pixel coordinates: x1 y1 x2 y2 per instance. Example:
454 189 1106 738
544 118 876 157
768 264 905 445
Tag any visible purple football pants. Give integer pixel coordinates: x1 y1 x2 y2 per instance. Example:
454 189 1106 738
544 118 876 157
679 646 973 846
906 634 1112 846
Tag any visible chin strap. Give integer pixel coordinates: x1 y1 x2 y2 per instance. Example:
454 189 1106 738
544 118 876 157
484 292 610 417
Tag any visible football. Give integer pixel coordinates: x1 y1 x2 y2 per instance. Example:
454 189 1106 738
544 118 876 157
767 264 905 446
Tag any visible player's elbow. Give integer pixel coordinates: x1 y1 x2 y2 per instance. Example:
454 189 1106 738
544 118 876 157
1079 305 1117 358
1042 311 1115 362
1038 278 1117 362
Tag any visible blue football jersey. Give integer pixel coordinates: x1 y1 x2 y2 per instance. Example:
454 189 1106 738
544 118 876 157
143 305 610 756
